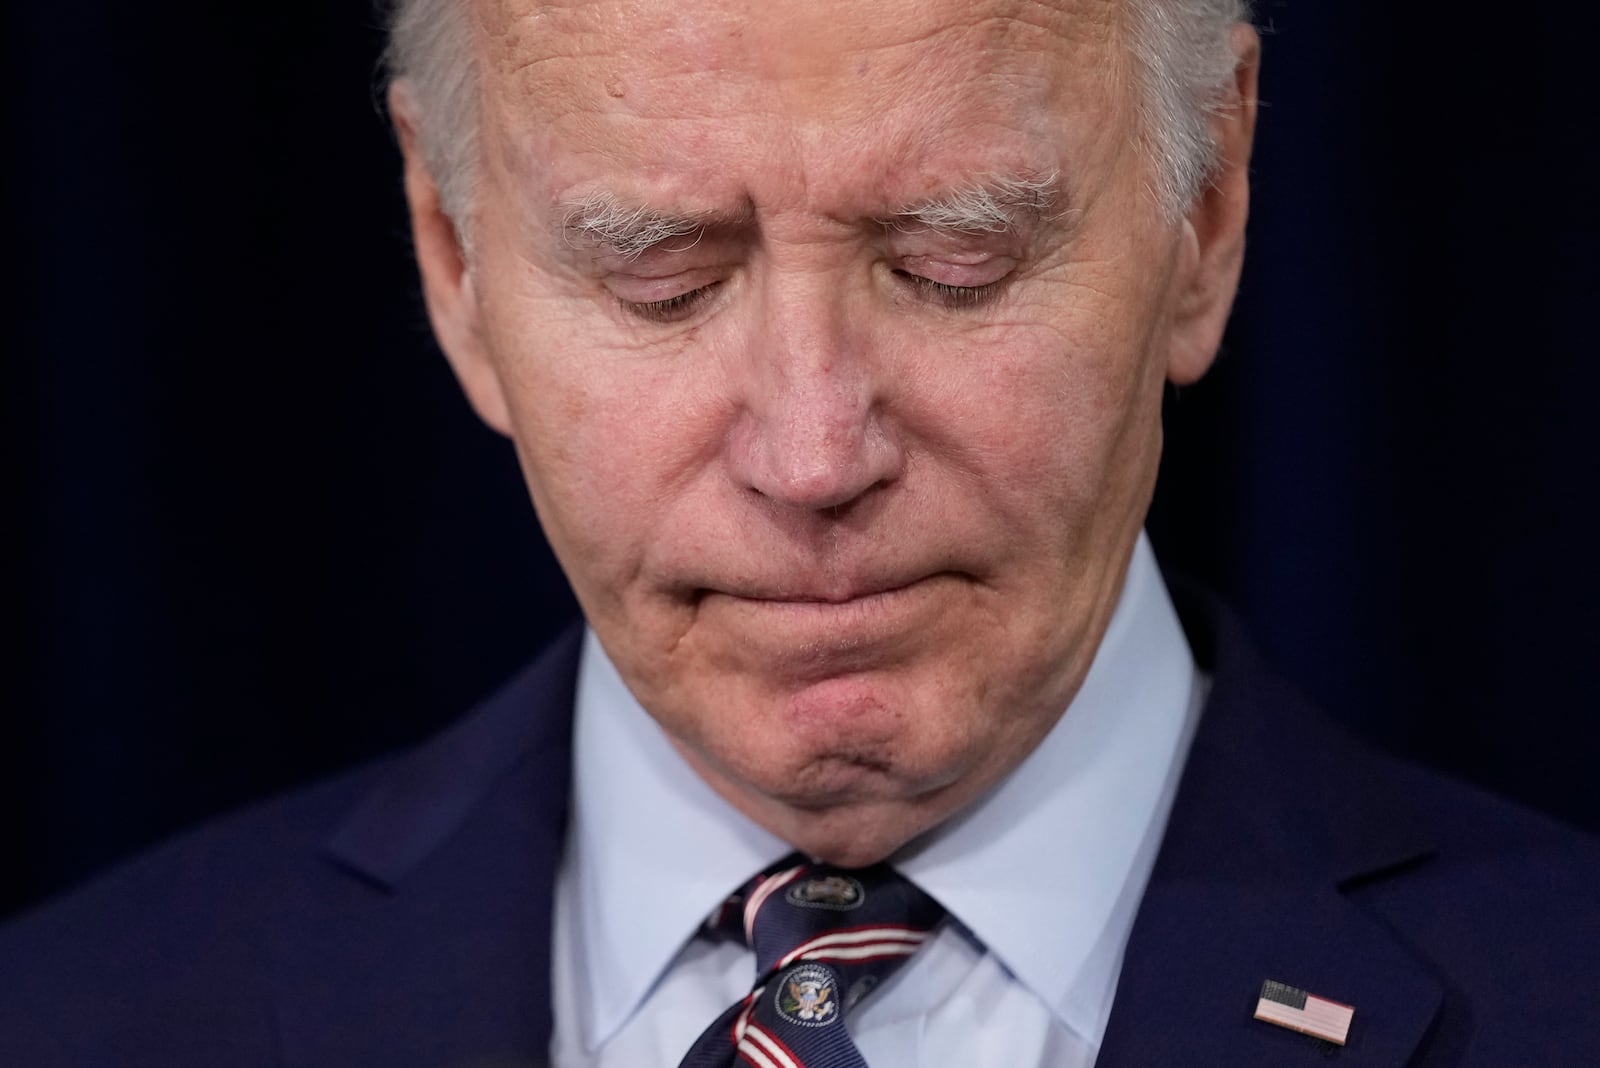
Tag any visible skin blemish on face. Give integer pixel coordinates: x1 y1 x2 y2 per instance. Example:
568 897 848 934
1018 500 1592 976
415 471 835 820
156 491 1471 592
604 75 626 98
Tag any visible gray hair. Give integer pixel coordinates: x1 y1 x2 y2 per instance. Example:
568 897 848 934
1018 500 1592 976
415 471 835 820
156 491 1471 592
384 0 1252 229
885 173 1063 235
562 192 714 261
1127 0 1254 217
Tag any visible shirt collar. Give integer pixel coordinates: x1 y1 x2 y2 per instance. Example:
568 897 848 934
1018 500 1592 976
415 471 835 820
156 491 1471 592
567 532 1199 1050
895 534 1202 1042
567 630 791 1049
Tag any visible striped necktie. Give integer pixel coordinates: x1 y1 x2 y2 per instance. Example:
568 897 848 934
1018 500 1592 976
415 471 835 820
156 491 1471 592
679 856 946 1068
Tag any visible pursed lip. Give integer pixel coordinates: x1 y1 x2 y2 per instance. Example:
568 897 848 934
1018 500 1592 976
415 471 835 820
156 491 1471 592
684 573 966 676
699 573 945 606
746 581 919 605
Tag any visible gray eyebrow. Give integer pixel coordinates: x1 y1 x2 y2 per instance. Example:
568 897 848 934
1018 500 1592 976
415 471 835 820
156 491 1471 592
881 172 1063 235
561 192 731 260
561 174 1061 257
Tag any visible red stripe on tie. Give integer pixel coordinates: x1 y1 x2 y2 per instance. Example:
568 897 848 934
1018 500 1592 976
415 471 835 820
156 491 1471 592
745 866 807 944
728 992 758 1047
776 924 929 969
736 1038 782 1068
744 1020 805 1068
800 943 923 966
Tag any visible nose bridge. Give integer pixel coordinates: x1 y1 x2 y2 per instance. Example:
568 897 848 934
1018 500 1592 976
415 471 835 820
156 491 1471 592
734 263 899 510
762 270 862 428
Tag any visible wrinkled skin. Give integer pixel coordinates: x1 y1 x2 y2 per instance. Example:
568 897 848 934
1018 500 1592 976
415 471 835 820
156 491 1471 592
394 0 1258 866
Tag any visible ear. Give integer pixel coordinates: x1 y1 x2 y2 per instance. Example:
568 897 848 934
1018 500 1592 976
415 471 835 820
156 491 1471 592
389 81 513 436
1166 23 1261 387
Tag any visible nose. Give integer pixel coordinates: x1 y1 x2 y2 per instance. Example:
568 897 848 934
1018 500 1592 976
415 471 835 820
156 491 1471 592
726 273 903 513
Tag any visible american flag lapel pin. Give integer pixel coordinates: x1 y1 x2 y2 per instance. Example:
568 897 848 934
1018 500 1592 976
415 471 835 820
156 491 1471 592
1253 979 1355 1046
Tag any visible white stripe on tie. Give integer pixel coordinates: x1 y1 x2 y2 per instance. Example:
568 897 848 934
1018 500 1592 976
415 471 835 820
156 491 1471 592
732 994 760 1044
744 866 806 945
798 942 923 964
742 1022 801 1068
735 1036 783 1068
776 926 930 968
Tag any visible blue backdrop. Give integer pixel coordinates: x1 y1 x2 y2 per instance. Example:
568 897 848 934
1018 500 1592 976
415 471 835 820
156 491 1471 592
7 0 1597 921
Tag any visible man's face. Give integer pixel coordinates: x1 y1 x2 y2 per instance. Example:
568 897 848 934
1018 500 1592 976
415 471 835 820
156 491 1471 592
400 0 1255 865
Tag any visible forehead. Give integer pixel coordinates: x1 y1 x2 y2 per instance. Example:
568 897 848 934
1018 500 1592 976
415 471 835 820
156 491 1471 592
473 0 1132 214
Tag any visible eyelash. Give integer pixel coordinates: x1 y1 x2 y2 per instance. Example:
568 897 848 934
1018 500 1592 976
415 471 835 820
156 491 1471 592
893 271 1004 310
618 270 1004 323
621 284 722 323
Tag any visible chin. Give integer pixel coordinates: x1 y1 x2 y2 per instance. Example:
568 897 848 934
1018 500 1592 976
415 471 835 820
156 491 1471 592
683 725 983 868
771 800 943 869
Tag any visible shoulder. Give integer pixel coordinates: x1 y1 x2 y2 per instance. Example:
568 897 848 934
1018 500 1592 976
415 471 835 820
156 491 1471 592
0 765 381 1065
0 627 581 1068
1131 583 1600 1064
1339 748 1600 1063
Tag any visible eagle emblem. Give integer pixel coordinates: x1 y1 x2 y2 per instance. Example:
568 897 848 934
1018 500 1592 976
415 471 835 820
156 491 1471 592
775 964 841 1026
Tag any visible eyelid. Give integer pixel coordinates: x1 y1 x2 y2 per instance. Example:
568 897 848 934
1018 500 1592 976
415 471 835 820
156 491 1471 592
894 272 1006 310
605 259 726 299
894 254 1016 290
617 281 722 323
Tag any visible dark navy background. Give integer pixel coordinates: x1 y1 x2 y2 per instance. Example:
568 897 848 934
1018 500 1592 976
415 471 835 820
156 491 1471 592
8 0 1598 921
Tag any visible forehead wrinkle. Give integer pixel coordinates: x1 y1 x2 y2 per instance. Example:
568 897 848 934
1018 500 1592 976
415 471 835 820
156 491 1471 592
478 0 604 81
486 0 1136 249
750 0 1116 69
484 0 1125 90
488 0 757 91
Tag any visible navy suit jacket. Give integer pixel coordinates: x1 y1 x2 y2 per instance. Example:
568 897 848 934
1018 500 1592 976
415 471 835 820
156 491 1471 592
3 590 1598 1066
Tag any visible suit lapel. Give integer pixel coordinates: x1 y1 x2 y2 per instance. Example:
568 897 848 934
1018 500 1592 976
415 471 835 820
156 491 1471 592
1104 883 1441 1065
273 626 581 1068
1099 590 1442 1066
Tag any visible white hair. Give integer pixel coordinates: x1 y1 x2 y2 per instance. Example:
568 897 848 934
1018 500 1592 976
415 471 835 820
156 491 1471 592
384 0 1252 228
1127 0 1254 217
386 0 479 227
886 173 1063 235
561 192 712 260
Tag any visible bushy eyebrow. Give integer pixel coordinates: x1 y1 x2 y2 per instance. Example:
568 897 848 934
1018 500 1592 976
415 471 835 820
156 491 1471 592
561 192 749 260
560 172 1062 258
880 172 1063 235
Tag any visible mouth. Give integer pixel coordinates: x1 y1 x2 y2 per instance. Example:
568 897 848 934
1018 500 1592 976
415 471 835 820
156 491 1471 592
686 572 964 651
742 579 923 605
696 571 949 608
660 570 985 689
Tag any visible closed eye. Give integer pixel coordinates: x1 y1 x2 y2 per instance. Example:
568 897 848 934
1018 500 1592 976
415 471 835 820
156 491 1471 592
893 270 1005 310
619 282 723 323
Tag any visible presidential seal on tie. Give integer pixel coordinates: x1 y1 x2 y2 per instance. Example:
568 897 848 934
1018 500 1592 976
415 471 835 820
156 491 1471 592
776 964 841 1026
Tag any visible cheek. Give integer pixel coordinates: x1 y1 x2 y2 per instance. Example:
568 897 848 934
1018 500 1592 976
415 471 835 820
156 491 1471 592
901 295 1164 524
484 303 737 609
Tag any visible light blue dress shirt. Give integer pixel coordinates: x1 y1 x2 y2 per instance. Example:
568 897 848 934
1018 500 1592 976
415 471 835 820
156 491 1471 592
552 534 1204 1067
